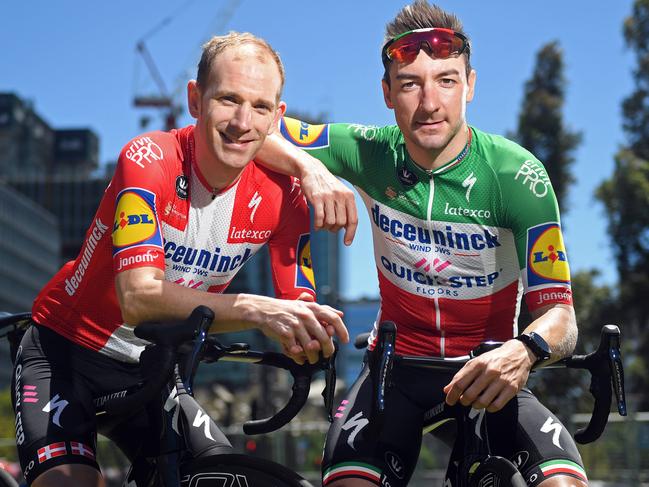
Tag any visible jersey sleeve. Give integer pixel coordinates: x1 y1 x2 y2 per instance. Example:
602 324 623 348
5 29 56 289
110 132 176 275
267 176 316 300
500 153 573 312
279 117 370 187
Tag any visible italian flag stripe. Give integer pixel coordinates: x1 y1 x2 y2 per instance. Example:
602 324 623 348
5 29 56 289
540 460 587 481
323 462 381 485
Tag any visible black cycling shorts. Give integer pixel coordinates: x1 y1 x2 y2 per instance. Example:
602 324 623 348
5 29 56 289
11 323 232 485
322 353 587 486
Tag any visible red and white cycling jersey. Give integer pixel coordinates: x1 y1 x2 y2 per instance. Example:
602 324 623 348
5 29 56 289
33 126 315 363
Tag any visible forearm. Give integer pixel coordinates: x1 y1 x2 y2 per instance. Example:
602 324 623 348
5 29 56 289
116 270 261 332
522 303 578 361
256 132 309 178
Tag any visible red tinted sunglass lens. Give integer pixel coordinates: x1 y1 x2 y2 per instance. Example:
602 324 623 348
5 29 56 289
388 41 420 63
388 30 465 62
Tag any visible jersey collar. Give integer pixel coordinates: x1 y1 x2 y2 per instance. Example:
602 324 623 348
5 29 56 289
404 126 474 179
188 128 249 198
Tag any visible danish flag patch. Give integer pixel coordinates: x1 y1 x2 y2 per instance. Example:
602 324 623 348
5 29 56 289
70 441 96 459
37 442 67 463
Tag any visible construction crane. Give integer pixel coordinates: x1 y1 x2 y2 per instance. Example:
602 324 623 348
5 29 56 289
133 0 242 131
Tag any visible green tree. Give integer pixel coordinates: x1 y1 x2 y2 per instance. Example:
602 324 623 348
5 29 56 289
510 42 625 423
596 0 649 409
511 41 582 212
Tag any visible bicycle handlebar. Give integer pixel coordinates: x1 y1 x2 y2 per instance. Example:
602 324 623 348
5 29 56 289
103 306 334 435
200 336 334 435
373 321 626 445
557 324 627 443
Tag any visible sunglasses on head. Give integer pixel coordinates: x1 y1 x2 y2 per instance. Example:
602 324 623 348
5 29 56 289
382 28 469 66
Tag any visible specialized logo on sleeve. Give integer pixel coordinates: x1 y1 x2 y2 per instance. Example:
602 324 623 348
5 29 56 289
280 117 329 148
112 188 162 252
295 233 315 291
527 223 570 286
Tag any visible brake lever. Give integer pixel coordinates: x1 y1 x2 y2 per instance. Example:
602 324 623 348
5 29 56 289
322 343 338 422
606 327 626 416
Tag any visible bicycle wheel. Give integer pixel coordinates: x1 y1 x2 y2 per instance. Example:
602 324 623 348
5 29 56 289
180 453 315 487
468 456 526 487
0 468 18 487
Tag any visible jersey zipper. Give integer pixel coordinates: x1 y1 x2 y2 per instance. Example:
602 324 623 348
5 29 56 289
426 173 444 358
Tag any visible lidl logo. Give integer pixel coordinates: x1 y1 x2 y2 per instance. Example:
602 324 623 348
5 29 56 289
112 188 162 251
527 223 570 286
280 117 329 149
295 233 316 291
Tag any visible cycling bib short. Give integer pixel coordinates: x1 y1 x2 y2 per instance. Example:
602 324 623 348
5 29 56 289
281 118 572 357
322 354 587 487
12 323 232 485
32 125 315 363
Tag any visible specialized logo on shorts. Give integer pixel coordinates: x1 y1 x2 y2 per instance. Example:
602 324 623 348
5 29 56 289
540 416 564 450
280 117 329 148
42 394 69 428
527 223 570 286
112 188 162 252
295 233 315 291
341 411 369 450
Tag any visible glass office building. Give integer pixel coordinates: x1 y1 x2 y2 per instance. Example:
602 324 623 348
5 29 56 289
0 184 60 387
0 183 59 312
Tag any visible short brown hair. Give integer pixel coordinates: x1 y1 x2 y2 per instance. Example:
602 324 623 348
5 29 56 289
383 1 471 82
197 31 286 98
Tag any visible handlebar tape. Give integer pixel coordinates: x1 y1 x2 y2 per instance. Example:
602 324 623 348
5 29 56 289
243 374 311 435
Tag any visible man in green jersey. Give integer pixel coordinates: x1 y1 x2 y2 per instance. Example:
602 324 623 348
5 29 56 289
258 2 586 486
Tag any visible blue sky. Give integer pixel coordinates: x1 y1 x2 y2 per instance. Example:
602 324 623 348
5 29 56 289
2 1 634 299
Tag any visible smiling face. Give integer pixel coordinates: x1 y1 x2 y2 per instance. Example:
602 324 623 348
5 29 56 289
188 44 286 189
382 50 476 170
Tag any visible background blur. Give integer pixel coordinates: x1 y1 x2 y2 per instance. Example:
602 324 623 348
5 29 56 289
1 0 648 485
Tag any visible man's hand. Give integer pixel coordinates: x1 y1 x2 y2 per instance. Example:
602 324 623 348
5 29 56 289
443 339 536 412
298 155 358 246
242 295 349 364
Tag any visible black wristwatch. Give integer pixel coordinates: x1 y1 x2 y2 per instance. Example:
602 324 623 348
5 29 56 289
515 332 552 363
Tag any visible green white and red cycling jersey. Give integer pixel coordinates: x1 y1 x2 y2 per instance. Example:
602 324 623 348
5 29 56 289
281 117 572 357
32 125 315 363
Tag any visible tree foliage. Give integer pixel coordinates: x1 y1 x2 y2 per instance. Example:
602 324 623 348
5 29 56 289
512 41 582 212
597 0 649 409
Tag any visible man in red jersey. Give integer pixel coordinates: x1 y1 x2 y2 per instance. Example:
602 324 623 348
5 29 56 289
12 32 348 487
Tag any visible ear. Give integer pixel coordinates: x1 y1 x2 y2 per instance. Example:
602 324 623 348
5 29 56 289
187 80 201 119
382 79 394 109
466 69 477 103
268 101 287 135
